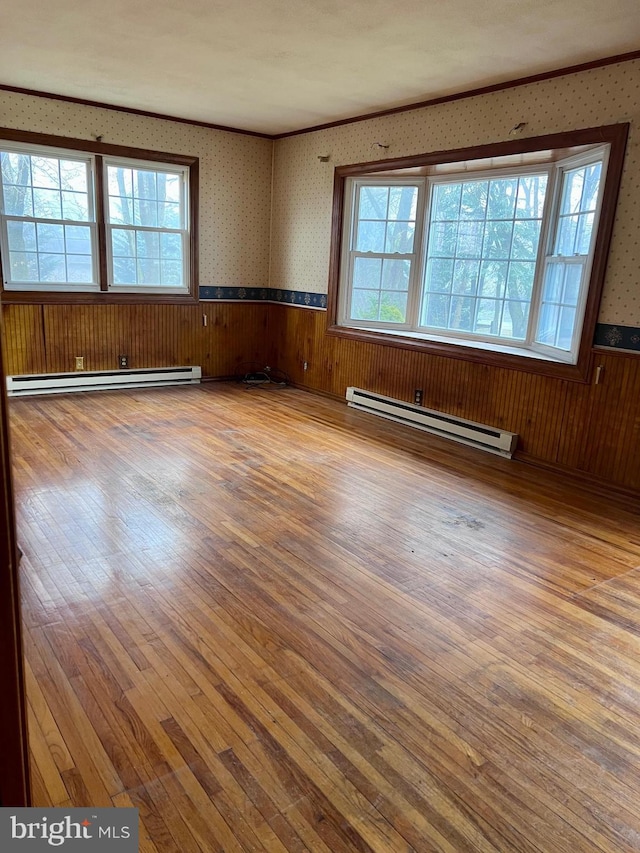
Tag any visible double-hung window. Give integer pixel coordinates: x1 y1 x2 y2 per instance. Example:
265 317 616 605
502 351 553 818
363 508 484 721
0 131 197 301
331 125 627 379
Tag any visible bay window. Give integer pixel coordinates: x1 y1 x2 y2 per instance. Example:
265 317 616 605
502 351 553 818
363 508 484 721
329 125 628 381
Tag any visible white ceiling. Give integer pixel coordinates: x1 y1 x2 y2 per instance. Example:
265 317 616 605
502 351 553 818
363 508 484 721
1 0 639 135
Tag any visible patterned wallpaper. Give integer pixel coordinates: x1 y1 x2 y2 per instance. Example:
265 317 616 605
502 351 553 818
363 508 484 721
270 59 640 327
0 91 273 288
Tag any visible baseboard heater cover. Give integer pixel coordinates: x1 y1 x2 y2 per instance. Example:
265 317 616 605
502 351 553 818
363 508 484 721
7 366 201 397
346 387 518 458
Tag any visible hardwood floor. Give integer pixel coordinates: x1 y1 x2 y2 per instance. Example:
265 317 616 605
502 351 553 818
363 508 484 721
10 382 640 852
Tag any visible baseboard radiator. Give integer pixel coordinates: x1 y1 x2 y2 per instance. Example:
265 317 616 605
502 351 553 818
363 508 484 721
346 387 518 458
7 366 201 397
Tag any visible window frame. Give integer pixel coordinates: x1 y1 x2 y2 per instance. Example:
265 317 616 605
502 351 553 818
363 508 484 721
0 127 199 304
327 124 629 382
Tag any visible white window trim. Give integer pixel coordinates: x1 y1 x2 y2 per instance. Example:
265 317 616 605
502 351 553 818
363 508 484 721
103 156 190 296
0 140 192 297
338 149 609 366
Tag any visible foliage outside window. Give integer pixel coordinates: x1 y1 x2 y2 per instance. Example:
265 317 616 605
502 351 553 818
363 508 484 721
329 125 628 380
0 131 197 303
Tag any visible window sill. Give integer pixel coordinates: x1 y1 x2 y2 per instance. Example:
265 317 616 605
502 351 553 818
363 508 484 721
0 289 199 305
326 322 591 382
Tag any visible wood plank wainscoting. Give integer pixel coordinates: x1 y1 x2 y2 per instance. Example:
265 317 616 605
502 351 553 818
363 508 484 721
1 302 270 379
3 301 640 492
266 304 640 493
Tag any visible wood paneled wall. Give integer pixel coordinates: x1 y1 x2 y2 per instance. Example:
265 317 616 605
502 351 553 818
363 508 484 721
1 302 269 379
266 304 640 492
3 300 639 492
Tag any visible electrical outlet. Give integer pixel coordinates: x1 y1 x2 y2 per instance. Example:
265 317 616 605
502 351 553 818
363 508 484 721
75 356 84 371
119 355 129 369
303 361 308 371
414 389 423 405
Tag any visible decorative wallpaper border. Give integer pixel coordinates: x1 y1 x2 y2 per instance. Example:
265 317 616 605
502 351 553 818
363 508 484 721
594 323 640 353
198 291 640 353
199 286 327 308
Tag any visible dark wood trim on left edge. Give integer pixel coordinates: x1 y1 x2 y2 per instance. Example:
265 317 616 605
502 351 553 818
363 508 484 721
326 123 630 384
0 301 31 807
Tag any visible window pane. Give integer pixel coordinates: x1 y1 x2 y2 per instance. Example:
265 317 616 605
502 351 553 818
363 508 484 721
457 221 483 258
1 151 90 224
108 167 133 197
137 258 160 284
61 191 89 221
160 174 181 203
356 220 385 252
537 302 559 345
478 261 507 298
133 170 157 200
3 185 33 216
423 172 547 340
421 293 450 328
36 223 65 253
379 291 407 323
575 212 595 254
501 301 530 340
33 188 62 219
460 181 488 219
432 184 461 221
429 221 457 257
136 231 160 259
31 157 60 189
381 259 410 291
556 214 578 256
359 186 388 220
554 161 602 258
452 260 479 295
511 220 541 260
108 197 128 225
487 178 517 220
59 160 88 193
506 262 535 301
111 228 183 287
563 265 582 306
351 290 380 321
483 221 513 259
557 306 577 350
111 229 136 257
475 298 503 335
39 253 66 282
113 256 136 284
424 258 453 292
542 263 563 302
7 220 36 252
354 258 381 289
66 254 93 283
158 202 181 229
388 186 417 221
161 260 183 286
1 152 31 186
65 225 92 256
385 221 414 253
134 198 158 227
449 296 474 331
515 174 548 218
160 232 183 259
9 252 38 281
